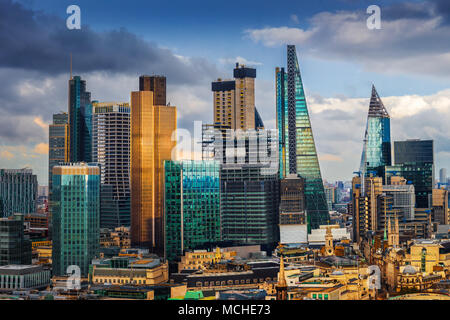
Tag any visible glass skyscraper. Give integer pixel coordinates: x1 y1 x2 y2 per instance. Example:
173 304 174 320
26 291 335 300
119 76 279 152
360 85 392 176
49 112 69 200
387 139 434 208
220 164 279 247
0 169 37 218
51 163 100 276
164 160 220 262
276 45 329 229
92 102 131 229
68 76 92 163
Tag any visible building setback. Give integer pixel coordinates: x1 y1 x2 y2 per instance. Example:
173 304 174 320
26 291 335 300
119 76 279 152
164 160 220 262
51 163 100 276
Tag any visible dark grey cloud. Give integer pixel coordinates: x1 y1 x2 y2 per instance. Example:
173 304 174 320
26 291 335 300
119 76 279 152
0 0 218 84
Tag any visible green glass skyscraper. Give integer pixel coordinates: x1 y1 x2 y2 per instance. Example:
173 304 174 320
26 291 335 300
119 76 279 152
276 45 329 229
51 163 100 276
164 160 220 262
360 85 392 177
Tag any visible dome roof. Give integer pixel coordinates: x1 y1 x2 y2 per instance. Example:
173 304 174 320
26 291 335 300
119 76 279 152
402 265 417 275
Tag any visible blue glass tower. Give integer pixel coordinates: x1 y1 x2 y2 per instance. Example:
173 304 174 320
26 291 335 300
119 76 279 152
276 45 329 230
69 76 92 162
51 163 100 276
360 85 391 177
164 160 220 262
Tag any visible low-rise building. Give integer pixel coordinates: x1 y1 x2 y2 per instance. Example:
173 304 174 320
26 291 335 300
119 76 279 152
0 265 50 290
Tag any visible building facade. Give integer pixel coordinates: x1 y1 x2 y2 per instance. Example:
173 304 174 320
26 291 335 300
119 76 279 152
220 164 279 247
92 102 131 229
68 75 92 163
360 85 391 177
212 63 256 131
0 169 37 218
389 139 434 208
0 214 32 266
130 78 177 255
0 265 50 290
276 45 329 229
51 163 100 276
164 160 220 262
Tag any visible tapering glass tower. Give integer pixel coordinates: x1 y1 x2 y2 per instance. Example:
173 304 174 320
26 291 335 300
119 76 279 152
276 45 329 230
360 85 391 177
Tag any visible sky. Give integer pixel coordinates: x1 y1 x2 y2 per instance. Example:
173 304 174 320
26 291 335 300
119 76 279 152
1 0 450 185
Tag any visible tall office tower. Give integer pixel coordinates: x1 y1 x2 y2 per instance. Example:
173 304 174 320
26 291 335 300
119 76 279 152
220 164 280 248
164 160 220 262
139 75 166 106
0 169 37 218
51 163 100 276
68 75 92 162
387 139 434 208
212 63 256 131
279 174 307 244
360 85 391 177
324 186 336 211
49 112 69 199
276 45 329 229
351 175 383 243
0 214 32 266
440 168 447 185
92 102 131 229
130 84 177 255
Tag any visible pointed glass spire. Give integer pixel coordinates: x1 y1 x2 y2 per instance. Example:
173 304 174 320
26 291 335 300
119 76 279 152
359 85 392 178
368 85 389 118
276 45 329 230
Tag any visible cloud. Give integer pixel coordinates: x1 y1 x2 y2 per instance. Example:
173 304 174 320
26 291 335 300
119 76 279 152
219 56 263 67
0 150 14 159
33 143 48 155
290 14 300 24
33 117 48 130
319 153 344 162
245 0 450 77
0 0 218 84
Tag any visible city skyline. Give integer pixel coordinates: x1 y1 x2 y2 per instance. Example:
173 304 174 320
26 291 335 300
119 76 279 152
1 0 450 185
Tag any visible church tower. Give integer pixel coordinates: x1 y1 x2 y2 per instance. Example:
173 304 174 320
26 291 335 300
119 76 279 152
276 255 288 300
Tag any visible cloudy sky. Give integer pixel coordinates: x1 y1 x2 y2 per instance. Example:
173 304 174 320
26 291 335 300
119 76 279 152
1 0 450 185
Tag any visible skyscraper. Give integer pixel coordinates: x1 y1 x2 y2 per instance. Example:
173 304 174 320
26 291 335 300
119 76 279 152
139 75 166 106
51 163 100 276
0 214 32 266
92 102 131 229
130 77 177 255
164 160 220 262
439 168 447 185
49 112 69 199
360 85 392 177
220 164 280 248
276 45 329 229
212 63 256 131
0 169 37 218
387 139 434 208
68 75 92 163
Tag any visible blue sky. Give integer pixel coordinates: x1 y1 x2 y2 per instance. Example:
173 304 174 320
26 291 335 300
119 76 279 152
2 0 450 184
